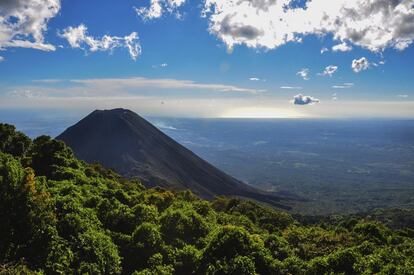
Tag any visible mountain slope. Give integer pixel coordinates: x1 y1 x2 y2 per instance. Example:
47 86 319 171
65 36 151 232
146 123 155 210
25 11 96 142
57 108 288 208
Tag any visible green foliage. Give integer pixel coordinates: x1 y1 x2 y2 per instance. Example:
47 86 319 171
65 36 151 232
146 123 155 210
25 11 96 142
202 226 259 262
171 245 200 274
0 154 56 269
30 135 79 180
264 234 292 260
206 255 256 275
132 222 163 257
0 124 413 274
0 261 41 274
353 221 388 244
0 124 32 158
160 203 210 246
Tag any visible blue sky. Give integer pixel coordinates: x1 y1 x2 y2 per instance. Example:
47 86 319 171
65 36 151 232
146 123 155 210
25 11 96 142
0 0 413 118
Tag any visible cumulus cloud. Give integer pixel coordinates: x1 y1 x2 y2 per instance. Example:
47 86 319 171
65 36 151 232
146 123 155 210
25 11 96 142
202 0 414 52
59 24 142 60
352 57 370 73
297 68 310 80
0 0 60 51
319 65 338 77
292 94 320 105
332 42 352 52
320 47 329 54
135 0 187 20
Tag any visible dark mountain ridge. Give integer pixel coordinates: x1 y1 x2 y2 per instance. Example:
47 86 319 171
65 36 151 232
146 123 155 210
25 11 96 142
57 108 289 208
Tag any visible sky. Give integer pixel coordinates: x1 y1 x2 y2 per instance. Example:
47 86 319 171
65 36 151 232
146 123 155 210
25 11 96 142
0 0 414 118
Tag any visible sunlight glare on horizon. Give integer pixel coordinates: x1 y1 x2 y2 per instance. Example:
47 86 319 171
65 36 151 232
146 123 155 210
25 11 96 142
221 107 305 119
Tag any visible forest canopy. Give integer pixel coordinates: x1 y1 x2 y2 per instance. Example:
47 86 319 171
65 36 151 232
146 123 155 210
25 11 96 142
0 123 413 274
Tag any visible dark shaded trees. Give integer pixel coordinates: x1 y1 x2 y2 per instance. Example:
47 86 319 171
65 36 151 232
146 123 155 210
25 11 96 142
0 124 32 158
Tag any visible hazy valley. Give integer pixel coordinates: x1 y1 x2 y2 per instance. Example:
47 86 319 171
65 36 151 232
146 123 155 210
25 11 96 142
3 109 414 215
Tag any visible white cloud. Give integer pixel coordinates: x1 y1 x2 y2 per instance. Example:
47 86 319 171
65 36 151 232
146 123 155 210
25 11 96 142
136 0 163 20
153 121 179 131
332 83 354 89
297 68 310 80
292 94 320 105
33 79 66 84
135 0 187 20
352 57 370 73
0 0 60 52
320 47 329 54
59 24 142 60
5 77 262 100
332 42 352 52
398 94 409 98
1 76 266 117
0 56 4 62
319 65 338 77
249 77 266 82
8 90 44 98
202 0 414 52
124 32 142 60
2 40 56 51
70 77 262 94
152 63 168 68
280 86 302 90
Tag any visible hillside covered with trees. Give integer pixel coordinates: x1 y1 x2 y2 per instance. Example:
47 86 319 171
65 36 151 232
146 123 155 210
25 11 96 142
0 123 413 274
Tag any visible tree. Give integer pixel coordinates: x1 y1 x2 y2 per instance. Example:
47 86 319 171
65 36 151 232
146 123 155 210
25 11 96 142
264 234 292 261
0 153 57 269
128 223 164 271
160 206 209 246
200 226 272 273
30 135 78 179
0 123 31 158
172 245 200 274
354 222 387 244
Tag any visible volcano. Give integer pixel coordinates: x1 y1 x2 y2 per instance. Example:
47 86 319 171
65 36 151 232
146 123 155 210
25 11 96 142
57 108 289 208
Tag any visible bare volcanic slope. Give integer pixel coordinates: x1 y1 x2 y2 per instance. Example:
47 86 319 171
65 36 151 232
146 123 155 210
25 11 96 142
57 108 288 208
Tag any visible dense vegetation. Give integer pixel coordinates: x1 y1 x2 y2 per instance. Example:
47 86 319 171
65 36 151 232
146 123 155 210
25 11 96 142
0 123 413 274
